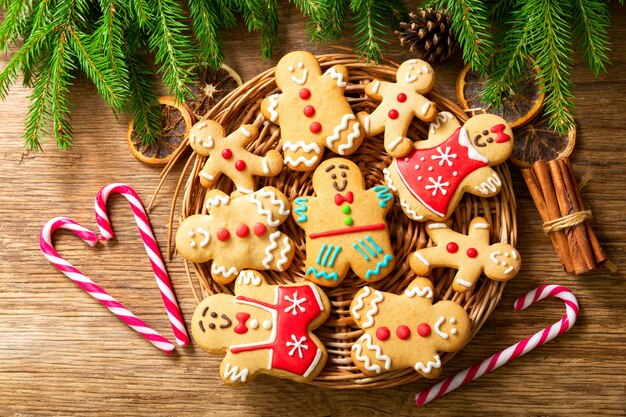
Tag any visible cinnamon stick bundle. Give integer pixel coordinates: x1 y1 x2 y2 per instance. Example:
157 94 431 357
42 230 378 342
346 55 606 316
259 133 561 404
521 157 607 274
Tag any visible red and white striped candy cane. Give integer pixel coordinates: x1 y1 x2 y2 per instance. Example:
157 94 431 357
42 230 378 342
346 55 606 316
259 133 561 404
94 183 190 346
416 284 579 407
40 217 176 354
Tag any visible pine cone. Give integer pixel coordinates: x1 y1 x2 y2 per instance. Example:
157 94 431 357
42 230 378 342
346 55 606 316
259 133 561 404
397 9 458 64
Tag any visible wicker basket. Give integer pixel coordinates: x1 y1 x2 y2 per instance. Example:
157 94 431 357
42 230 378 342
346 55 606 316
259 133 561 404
162 54 517 389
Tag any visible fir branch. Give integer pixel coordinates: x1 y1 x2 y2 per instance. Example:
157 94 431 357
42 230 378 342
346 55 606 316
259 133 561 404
261 0 279 58
571 0 611 76
350 0 387 62
309 0 348 42
48 31 75 149
188 0 225 68
129 0 153 27
216 0 237 29
235 0 265 31
93 0 128 77
0 0 32 50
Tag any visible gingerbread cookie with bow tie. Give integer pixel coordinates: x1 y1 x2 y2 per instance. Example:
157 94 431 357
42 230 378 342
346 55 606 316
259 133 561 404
192 270 330 385
260 51 365 171
292 158 395 287
383 113 514 222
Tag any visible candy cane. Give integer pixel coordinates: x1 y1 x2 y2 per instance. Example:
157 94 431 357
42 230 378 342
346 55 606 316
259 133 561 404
94 183 190 347
416 285 579 406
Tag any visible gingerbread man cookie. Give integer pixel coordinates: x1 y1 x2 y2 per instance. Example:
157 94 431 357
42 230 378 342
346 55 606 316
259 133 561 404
175 186 295 284
292 158 395 287
350 277 471 378
188 120 283 196
260 51 365 171
357 59 437 157
192 270 330 385
410 217 521 292
383 113 514 222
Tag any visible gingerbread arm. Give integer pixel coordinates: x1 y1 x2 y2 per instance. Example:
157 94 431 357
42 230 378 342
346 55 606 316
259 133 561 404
368 185 394 215
467 217 491 242
244 150 284 177
402 277 436 304
363 79 390 101
247 186 292 226
291 196 310 231
411 94 437 122
414 352 444 379
230 124 258 148
261 93 282 125
204 189 231 213
189 119 225 157
427 111 462 142
322 64 349 91
409 246 442 276
198 158 222 188
451 264 484 292
424 221 456 246
233 270 270 299
350 286 385 329
220 352 252 385
464 167 502 198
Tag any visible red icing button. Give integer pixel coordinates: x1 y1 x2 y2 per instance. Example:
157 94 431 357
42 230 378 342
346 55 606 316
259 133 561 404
222 149 233 159
396 325 411 340
417 323 431 337
310 121 322 133
216 228 230 241
303 105 315 117
235 160 247 171
234 312 250 334
236 224 250 238
397 93 407 102
253 223 267 236
388 109 399 119
446 242 459 253
376 327 390 341
299 88 311 99
467 247 478 258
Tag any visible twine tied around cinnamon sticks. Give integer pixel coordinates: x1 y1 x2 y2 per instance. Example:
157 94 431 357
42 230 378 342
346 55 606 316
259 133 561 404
521 157 610 274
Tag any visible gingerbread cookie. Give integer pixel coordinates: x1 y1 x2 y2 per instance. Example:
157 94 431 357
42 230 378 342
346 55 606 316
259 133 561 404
188 120 283 196
410 217 521 292
292 158 395 287
357 59 437 157
192 270 330 385
260 51 365 171
383 113 514 221
175 186 295 284
350 277 471 378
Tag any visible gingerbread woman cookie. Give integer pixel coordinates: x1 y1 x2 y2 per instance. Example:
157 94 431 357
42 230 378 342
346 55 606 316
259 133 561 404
292 158 395 287
188 120 283 196
383 113 514 222
260 51 365 171
192 270 330 385
175 186 295 284
357 59 437 157
410 217 521 292
350 277 471 378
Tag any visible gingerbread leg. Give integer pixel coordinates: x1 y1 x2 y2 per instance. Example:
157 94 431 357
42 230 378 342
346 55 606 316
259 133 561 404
199 159 221 188
357 110 385 137
409 247 441 276
325 116 363 156
451 265 483 292
351 333 392 375
231 175 257 197
282 143 323 172
304 241 349 287
350 233 395 282
383 125 413 158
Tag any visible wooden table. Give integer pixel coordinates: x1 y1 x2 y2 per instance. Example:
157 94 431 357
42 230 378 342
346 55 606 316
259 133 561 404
1 5 624 416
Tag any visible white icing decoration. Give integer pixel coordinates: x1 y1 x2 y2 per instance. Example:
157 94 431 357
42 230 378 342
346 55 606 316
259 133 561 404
427 223 447 229
407 59 420 64
303 349 324 378
451 328 458 335
262 159 269 174
200 172 214 181
388 136 404 151
276 237 291 271
351 286 371 319
237 187 253 195
189 241 196 248
434 316 449 340
425 175 449 196
414 252 430 267
284 155 319 168
202 135 214 148
258 188 290 215
197 227 210 247
450 317 457 324
249 193 281 226
382 167 397 191
262 320 272 330
284 291 307 315
504 265 515 275
474 173 502 195
473 223 489 229
324 67 347 87
267 94 279 122
502 261 508 266
421 102 432 116
262 231 281 268
401 198 424 221
405 72 418 83
282 141 322 154
431 146 457 167
458 127 489 163
422 65 430 73
237 270 261 286
338 122 361 155
223 363 248 382
456 278 473 288
404 285 433 299
205 194 230 209
351 334 391 374
326 114 356 148
511 250 519 260
429 111 454 134
364 115 371 134
291 69 308 85
361 290 383 329
415 355 441 374
288 65 294 72
490 251 503 265
286 334 309 358
371 80 380 94
240 127 251 137
211 263 238 278
196 122 207 129
249 319 259 329
418 176 423 181
453 171 458 176
298 62 304 69
188 231 195 237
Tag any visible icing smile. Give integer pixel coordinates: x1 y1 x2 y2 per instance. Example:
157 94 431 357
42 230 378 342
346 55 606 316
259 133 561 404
198 307 232 332
333 179 347 191
288 63 308 85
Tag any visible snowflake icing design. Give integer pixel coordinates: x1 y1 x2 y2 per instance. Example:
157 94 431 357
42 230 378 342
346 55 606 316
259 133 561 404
286 334 309 359
431 146 457 167
284 291 307 315
425 176 450 196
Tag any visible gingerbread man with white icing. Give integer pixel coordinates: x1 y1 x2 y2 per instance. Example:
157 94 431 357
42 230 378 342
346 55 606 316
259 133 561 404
191 270 330 385
260 51 365 171
383 112 514 222
188 120 283 196
357 59 437 157
350 277 471 378
410 217 521 292
175 186 295 284
292 158 395 287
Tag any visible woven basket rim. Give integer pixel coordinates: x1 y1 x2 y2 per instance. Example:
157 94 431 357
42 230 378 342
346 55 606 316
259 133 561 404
158 53 517 389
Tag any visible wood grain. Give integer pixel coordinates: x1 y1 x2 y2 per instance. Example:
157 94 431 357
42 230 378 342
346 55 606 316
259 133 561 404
1 3 624 416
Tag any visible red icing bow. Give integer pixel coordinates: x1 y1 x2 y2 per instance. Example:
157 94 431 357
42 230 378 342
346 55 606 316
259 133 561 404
335 191 354 205
490 124 511 143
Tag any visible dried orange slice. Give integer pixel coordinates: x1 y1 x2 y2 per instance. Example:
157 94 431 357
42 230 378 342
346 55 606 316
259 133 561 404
510 116 576 168
127 96 194 166
456 62 545 128
187 63 243 119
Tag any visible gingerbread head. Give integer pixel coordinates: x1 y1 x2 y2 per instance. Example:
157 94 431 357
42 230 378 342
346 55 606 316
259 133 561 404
396 59 435 93
350 277 471 378
462 114 514 165
275 51 322 90
312 158 365 200
191 270 330 385
483 242 522 280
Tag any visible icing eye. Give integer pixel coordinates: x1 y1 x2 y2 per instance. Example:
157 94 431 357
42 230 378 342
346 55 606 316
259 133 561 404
189 241 196 248
341 172 347 178
330 173 336 179
210 312 218 318
451 328 458 335
482 130 489 135
208 323 216 329
487 137 494 143
188 231 195 237
298 62 304 68
409 66 414 70
288 65 294 72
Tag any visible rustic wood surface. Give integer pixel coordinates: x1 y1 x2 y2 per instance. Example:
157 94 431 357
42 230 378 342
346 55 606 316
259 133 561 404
1 4 624 416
